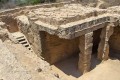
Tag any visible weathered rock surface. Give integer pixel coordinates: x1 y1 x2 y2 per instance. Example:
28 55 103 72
28 4 106 26
0 39 62 80
56 0 120 8
97 24 114 60
0 40 32 80
78 32 93 74
0 22 6 29
1 2 120 80
12 4 114 63
79 59 120 80
0 29 8 41
109 26 120 53
40 32 79 64
16 15 30 34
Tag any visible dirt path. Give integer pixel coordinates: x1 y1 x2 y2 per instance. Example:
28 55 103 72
51 55 120 80
4 40 61 80
79 59 120 80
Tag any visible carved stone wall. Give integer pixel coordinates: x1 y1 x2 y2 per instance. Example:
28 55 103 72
93 28 102 53
97 24 114 60
109 26 120 53
40 32 79 64
78 32 93 74
2 16 19 33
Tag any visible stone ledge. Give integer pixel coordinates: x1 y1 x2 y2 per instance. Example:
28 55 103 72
0 2 70 17
34 14 119 39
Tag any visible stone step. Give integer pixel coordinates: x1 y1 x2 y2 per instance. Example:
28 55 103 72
19 41 27 44
24 44 29 47
11 32 34 53
18 38 26 42
16 36 24 39
11 32 24 38
16 36 25 40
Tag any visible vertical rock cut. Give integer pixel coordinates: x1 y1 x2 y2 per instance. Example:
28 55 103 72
78 32 93 74
97 23 114 60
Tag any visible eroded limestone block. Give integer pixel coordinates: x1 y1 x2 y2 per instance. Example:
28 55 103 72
78 32 93 74
0 29 8 41
0 22 6 29
41 32 79 64
16 15 30 34
8 33 18 43
97 23 114 60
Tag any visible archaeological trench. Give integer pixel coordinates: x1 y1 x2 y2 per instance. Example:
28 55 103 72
1 2 120 76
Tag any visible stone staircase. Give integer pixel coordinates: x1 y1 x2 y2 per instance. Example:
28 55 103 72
11 32 33 52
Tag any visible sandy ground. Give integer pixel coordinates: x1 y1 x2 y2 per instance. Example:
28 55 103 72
79 59 120 80
51 54 120 80
1 39 120 80
1 40 61 80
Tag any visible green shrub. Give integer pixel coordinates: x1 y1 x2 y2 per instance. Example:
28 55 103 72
0 0 9 3
25 0 43 4
24 0 56 4
18 0 46 5
0 0 56 6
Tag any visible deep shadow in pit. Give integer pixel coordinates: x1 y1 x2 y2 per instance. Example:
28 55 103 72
109 50 120 60
39 29 102 78
109 26 120 60
91 28 102 70
53 29 102 78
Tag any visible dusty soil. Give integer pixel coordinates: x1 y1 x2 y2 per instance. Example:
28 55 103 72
0 39 62 80
28 4 105 26
1 38 120 80
51 54 120 80
79 59 120 80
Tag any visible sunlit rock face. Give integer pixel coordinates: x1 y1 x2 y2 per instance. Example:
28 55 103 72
57 0 120 8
